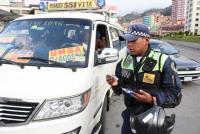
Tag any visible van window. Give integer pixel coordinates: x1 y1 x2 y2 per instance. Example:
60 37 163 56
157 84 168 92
109 27 126 50
0 19 92 68
96 24 110 50
118 30 126 48
109 27 120 50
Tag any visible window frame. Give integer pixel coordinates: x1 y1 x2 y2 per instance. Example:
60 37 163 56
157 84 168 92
109 26 126 51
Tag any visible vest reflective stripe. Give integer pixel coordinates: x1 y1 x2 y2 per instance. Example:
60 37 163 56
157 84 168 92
159 54 168 72
121 50 168 72
121 55 134 71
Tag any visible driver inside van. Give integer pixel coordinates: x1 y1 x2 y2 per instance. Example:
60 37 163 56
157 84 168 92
95 31 106 51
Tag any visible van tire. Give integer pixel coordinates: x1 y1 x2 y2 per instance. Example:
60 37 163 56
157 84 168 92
99 96 108 134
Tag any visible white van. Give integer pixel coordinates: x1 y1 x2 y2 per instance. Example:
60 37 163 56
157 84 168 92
0 11 126 134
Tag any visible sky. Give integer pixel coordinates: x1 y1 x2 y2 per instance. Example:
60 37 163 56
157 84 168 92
107 0 172 16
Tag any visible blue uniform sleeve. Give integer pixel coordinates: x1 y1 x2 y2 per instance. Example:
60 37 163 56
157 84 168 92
111 60 123 95
153 57 183 107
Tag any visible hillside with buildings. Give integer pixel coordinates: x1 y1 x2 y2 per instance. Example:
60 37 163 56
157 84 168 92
119 0 200 36
119 6 173 35
118 6 171 24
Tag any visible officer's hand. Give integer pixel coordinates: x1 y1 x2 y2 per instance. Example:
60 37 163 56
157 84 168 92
133 90 153 104
106 75 118 86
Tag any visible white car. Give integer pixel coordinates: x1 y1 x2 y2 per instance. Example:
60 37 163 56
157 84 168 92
0 11 127 134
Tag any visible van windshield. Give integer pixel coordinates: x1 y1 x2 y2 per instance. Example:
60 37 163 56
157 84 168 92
0 18 92 68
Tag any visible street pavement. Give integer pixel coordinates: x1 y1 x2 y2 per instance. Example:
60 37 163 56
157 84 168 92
105 40 200 134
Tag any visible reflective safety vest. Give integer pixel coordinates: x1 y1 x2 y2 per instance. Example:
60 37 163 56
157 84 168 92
121 49 168 93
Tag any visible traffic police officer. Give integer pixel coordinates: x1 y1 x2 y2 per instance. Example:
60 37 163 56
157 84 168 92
106 24 182 134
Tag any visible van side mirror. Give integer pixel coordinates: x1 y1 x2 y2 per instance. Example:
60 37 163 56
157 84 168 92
96 48 119 64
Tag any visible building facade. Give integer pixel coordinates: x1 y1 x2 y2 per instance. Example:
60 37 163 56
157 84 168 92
143 15 161 35
172 0 185 24
143 16 152 26
185 0 200 35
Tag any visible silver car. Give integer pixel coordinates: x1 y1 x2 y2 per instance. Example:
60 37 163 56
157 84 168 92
150 39 200 82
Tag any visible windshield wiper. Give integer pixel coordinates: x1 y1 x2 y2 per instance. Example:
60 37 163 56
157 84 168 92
0 46 24 68
0 57 24 68
18 56 77 71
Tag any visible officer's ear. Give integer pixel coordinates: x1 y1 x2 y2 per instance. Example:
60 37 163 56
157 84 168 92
144 37 150 46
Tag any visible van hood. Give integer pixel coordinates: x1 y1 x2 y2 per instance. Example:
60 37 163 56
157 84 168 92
0 64 93 100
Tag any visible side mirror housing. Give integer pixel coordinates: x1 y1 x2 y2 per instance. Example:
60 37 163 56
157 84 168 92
96 48 119 64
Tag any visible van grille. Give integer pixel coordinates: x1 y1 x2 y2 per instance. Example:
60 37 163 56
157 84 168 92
0 98 39 126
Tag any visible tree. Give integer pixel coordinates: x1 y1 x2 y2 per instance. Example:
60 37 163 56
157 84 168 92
178 31 183 35
185 31 189 36
161 6 172 16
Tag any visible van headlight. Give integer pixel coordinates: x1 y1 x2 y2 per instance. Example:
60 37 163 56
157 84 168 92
33 90 90 121
196 67 200 71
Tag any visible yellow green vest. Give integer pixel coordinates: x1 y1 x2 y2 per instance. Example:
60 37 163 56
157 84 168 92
121 49 168 91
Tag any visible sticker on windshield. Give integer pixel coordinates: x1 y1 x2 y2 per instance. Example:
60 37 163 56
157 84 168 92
49 46 85 63
5 50 34 63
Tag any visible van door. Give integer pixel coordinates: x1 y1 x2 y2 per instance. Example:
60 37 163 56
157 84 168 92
93 23 116 116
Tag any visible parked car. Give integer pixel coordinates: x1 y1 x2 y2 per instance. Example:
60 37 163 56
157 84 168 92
150 39 200 82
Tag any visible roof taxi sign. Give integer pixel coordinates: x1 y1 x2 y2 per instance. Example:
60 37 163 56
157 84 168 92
47 0 104 11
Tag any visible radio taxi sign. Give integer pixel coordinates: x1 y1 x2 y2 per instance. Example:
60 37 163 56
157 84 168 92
47 0 105 11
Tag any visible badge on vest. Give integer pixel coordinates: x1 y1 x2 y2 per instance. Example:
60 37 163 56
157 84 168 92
143 73 155 84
